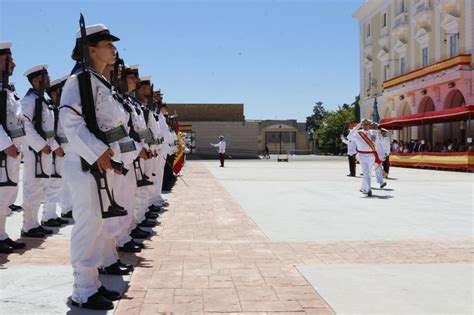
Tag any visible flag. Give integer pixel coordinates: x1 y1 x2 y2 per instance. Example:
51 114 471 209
173 119 185 174
372 97 380 123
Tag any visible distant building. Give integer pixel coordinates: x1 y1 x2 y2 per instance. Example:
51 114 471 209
257 120 310 154
167 103 311 157
353 0 473 144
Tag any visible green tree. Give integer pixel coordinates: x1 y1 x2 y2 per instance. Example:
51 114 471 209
316 103 356 155
305 101 327 136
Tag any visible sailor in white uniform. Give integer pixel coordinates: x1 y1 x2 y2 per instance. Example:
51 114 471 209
59 23 125 310
0 41 27 253
347 119 383 196
21 64 59 237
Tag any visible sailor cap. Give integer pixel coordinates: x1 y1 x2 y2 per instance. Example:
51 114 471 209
76 24 120 42
0 42 12 55
24 64 48 79
50 75 69 90
140 76 152 84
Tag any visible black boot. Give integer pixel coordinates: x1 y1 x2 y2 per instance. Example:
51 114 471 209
99 262 132 275
61 210 73 218
145 212 159 219
41 219 61 227
138 219 157 228
98 285 121 301
71 291 114 310
21 228 45 238
0 241 13 254
132 239 145 249
117 260 134 271
3 238 26 250
54 217 70 225
117 240 141 253
148 205 161 213
36 226 53 235
9 204 23 212
130 227 150 239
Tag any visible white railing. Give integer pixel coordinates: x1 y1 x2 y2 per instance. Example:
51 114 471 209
414 0 431 16
393 12 408 30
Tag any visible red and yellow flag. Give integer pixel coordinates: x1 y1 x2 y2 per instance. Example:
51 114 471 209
173 120 185 174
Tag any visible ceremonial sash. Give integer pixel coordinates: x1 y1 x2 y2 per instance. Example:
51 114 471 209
358 131 382 165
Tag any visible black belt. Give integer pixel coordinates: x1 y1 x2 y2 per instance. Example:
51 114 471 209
119 141 136 153
137 128 153 140
57 136 68 144
104 125 128 144
44 130 55 139
9 128 25 138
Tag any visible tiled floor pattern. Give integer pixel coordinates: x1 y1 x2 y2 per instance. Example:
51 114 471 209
2 162 472 314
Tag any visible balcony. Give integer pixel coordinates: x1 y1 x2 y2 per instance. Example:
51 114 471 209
414 0 432 16
392 12 408 31
382 54 471 90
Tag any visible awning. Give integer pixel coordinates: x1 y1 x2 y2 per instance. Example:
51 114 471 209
380 105 474 129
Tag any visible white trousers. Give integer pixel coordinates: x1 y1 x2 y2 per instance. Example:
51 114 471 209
374 163 384 185
116 165 136 247
358 154 375 193
152 152 167 205
22 149 51 231
65 153 104 303
0 153 21 240
42 155 63 221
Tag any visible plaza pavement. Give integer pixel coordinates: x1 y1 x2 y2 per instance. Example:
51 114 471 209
0 156 472 314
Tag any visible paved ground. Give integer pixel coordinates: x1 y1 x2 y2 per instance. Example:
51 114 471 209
0 156 472 314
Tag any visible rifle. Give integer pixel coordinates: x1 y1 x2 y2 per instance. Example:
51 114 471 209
77 14 127 219
0 54 17 186
31 68 50 179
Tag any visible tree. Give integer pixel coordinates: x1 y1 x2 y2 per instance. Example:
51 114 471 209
305 101 327 136
316 103 356 155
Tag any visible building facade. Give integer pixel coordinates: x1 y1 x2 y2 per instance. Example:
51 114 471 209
353 0 473 144
257 120 310 155
167 104 311 158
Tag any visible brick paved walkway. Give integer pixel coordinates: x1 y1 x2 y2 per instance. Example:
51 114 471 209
2 161 472 314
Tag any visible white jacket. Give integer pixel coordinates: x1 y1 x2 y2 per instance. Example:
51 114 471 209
0 84 25 151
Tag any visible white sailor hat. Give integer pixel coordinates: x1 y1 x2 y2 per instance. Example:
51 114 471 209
361 118 372 124
0 42 12 55
24 64 48 80
381 128 388 132
50 75 68 90
76 24 120 42
124 64 139 75
140 76 152 84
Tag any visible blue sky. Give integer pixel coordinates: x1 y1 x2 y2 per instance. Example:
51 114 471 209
0 0 363 121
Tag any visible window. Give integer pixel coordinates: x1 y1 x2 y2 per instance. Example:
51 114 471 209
368 72 372 88
382 13 387 28
422 47 429 67
400 56 406 74
399 0 406 14
367 23 371 37
449 35 458 57
383 64 390 81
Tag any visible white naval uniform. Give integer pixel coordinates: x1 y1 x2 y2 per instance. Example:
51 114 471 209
135 106 161 224
59 68 126 303
348 127 380 193
115 95 147 247
374 132 386 185
42 106 73 221
21 89 59 231
151 112 169 206
0 84 25 240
